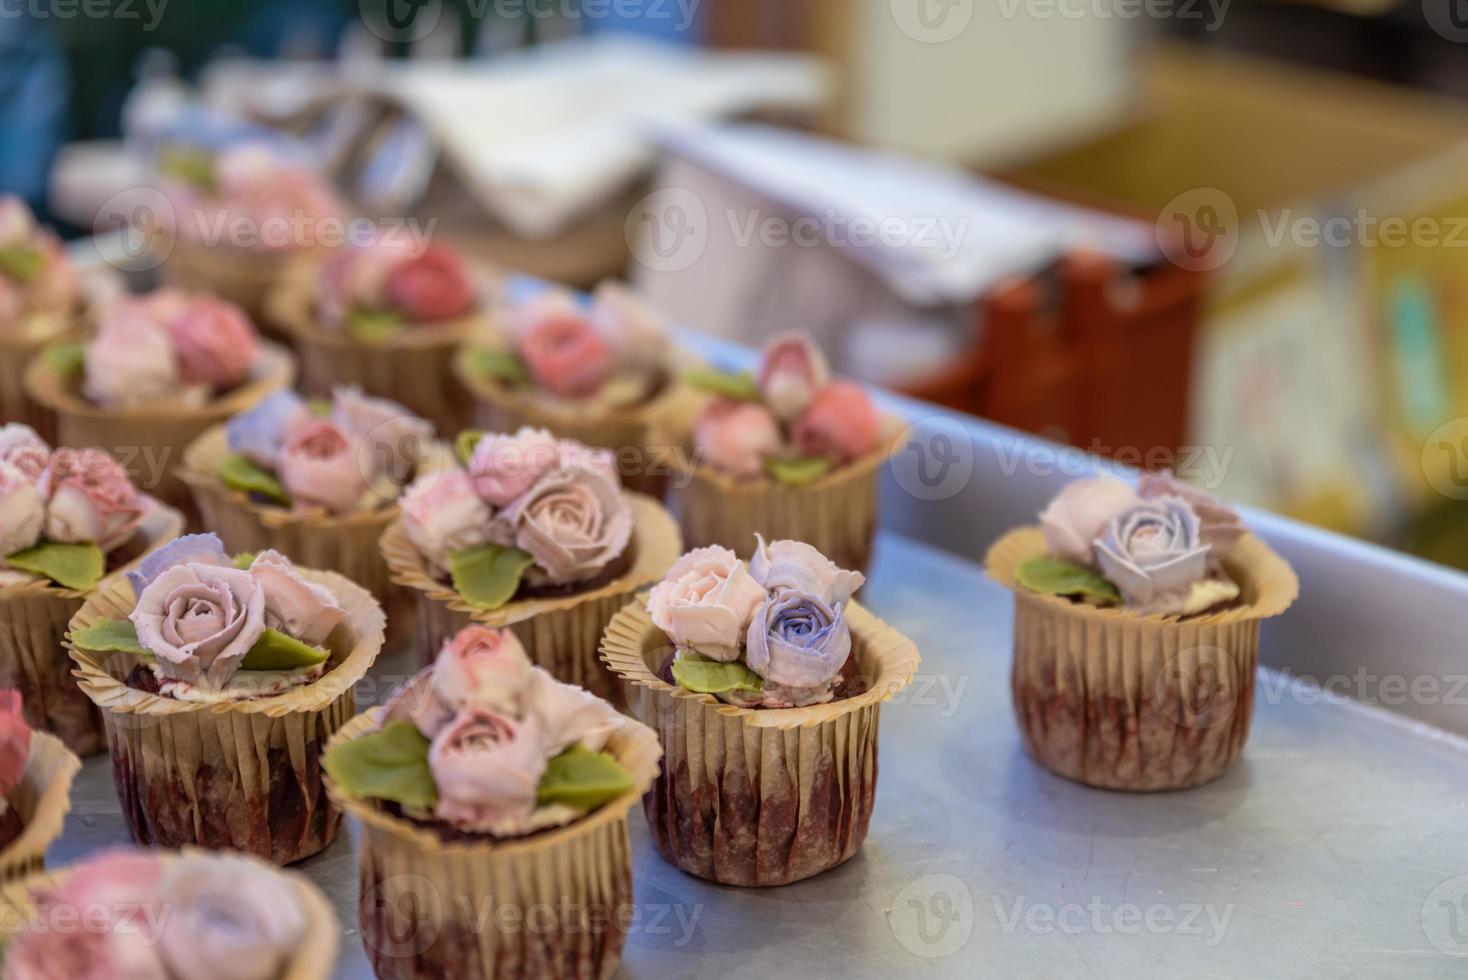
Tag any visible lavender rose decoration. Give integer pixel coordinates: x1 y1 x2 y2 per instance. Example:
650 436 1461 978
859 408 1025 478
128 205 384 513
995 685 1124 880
226 389 308 470
745 590 852 691
1094 498 1210 609
131 561 266 690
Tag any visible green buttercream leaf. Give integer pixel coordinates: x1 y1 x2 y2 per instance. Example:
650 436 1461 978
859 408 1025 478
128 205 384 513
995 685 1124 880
1017 556 1121 604
454 429 485 466
536 745 634 811
671 656 764 695
0 246 43 285
233 552 256 570
323 721 437 809
6 542 105 591
241 628 330 671
71 618 150 657
465 348 529 386
41 342 86 376
345 308 408 345
218 454 289 506
682 367 761 402
450 544 534 611
764 455 834 487
159 145 215 192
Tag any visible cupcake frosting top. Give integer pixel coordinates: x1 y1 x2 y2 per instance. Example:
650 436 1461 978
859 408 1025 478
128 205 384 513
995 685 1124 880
648 536 866 708
315 239 479 338
0 691 32 806
0 196 80 330
82 289 262 409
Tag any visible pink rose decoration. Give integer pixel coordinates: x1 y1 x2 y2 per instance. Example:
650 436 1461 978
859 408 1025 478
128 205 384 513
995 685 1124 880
791 381 880 464
0 690 32 800
429 708 548 833
331 386 434 489
84 303 180 407
695 400 781 478
759 332 830 422
386 243 476 323
155 854 307 980
399 469 493 575
520 308 614 398
0 423 47 483
166 295 259 389
434 626 533 716
499 464 632 584
315 240 411 326
0 461 44 560
748 535 865 604
1138 469 1245 554
247 550 344 646
38 448 149 550
524 667 625 756
590 280 668 372
277 420 369 515
131 562 266 690
1039 476 1141 566
467 427 560 507
647 545 768 662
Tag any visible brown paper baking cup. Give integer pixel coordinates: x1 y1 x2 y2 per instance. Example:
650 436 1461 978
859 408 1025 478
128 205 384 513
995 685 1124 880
453 349 692 499
65 568 385 864
23 342 297 513
667 422 900 574
179 424 450 649
326 706 661 980
985 527 1300 791
0 502 185 756
599 598 920 886
0 848 339 977
0 732 81 884
269 273 490 434
380 493 681 706
0 314 75 442
161 240 299 338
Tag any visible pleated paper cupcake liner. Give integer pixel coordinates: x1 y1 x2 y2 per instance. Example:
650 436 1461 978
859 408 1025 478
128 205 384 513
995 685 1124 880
269 275 491 435
0 848 339 977
0 314 75 443
23 342 297 514
599 598 920 886
0 732 80 884
453 350 697 499
326 707 662 980
985 527 1300 791
380 493 681 707
66 568 386 864
161 241 300 341
0 502 185 756
666 422 900 575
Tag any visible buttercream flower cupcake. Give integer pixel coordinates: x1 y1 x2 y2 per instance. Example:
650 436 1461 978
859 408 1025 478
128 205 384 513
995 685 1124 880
985 471 1300 791
0 848 338 977
601 536 920 886
0 690 80 883
180 386 450 646
454 280 688 497
325 624 660 979
0 197 83 440
380 427 680 704
0 426 184 754
67 533 385 863
671 332 896 573
24 288 296 513
158 142 345 332
268 237 492 433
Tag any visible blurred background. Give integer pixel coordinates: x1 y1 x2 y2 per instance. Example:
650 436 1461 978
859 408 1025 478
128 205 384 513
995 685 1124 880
4 0 1468 570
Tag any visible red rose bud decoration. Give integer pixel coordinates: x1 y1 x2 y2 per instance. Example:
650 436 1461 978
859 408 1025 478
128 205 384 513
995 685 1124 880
792 381 880 464
520 309 615 398
167 295 260 389
387 243 477 323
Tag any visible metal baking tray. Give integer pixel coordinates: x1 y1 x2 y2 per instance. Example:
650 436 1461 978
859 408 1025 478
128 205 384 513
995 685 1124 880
44 326 1468 978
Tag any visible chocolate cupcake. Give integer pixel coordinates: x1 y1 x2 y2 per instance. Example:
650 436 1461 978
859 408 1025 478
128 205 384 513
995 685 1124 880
601 537 920 886
454 280 690 497
0 428 185 754
669 332 897 574
985 471 1299 791
67 533 385 864
0 690 80 883
324 624 661 980
181 386 452 648
0 847 338 977
23 288 297 513
380 428 680 704
267 239 494 434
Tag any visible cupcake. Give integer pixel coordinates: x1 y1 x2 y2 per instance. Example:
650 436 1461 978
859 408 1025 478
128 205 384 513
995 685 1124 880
180 385 451 647
66 533 385 863
380 427 680 704
985 471 1300 791
0 848 338 978
158 141 345 332
600 537 920 886
670 332 895 573
268 237 492 434
0 690 80 883
23 288 297 513
454 280 687 497
324 624 661 980
0 197 83 440
0 426 184 754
